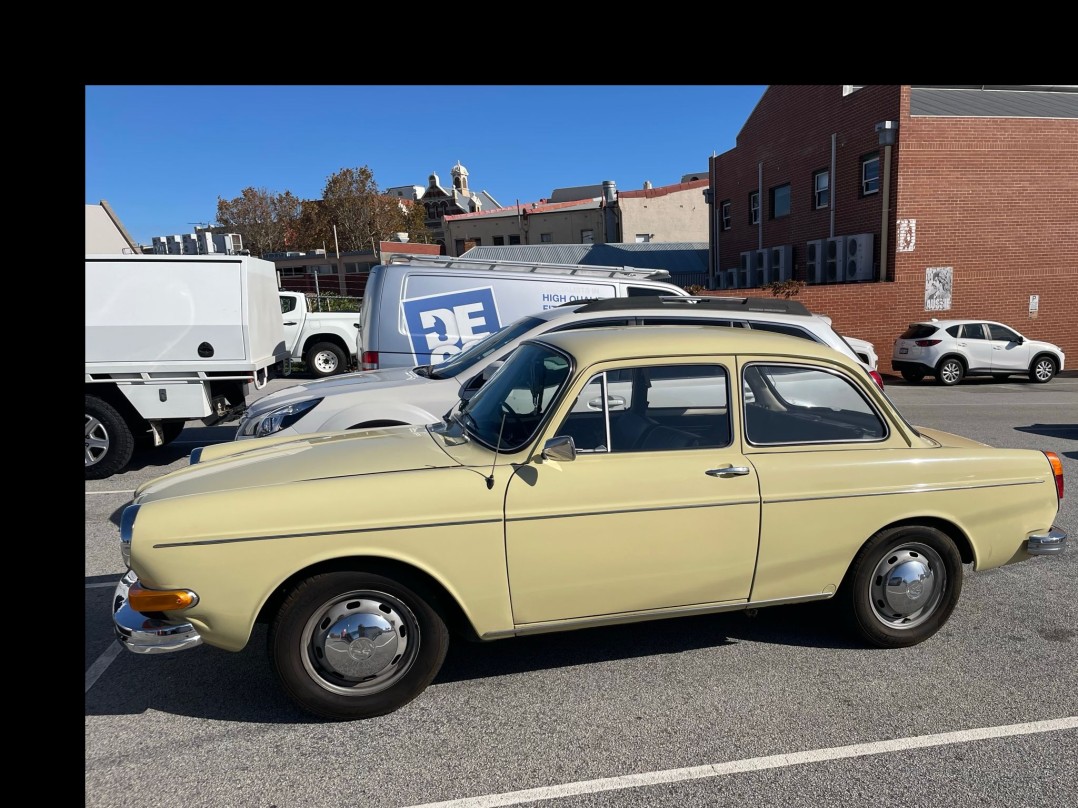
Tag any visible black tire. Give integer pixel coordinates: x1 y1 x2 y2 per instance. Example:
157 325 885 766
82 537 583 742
1028 355 1057 384
85 395 135 480
838 525 963 648
900 369 925 383
268 571 449 721
134 420 185 452
934 357 964 386
304 342 348 378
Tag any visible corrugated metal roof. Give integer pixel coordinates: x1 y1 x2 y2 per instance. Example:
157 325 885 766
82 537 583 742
461 243 709 274
909 86 1078 118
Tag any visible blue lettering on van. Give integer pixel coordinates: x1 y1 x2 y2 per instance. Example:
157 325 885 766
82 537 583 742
402 288 501 365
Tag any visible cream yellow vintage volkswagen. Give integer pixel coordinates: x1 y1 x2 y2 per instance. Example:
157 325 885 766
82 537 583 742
112 326 1067 721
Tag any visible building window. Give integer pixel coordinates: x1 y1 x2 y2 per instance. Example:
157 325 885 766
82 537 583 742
721 200 731 230
344 262 372 274
769 184 791 219
635 234 651 243
471 237 482 247
508 234 521 245
581 229 594 244
493 235 505 246
862 154 880 195
310 264 334 275
540 233 553 243
749 192 759 225
813 170 829 209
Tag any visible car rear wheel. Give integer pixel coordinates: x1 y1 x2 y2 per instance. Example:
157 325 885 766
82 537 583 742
305 342 348 378
839 525 963 648
935 358 964 386
1029 356 1057 384
269 570 449 721
900 370 925 383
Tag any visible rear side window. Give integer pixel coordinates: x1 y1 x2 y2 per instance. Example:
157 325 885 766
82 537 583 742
626 286 671 297
900 324 939 339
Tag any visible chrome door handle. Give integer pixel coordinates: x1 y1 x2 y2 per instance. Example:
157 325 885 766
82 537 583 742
706 466 750 477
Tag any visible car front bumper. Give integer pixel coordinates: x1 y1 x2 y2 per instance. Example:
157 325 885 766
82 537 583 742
1027 526 1068 555
112 569 203 654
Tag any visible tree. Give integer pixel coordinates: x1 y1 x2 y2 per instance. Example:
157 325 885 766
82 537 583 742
320 166 433 251
216 187 302 257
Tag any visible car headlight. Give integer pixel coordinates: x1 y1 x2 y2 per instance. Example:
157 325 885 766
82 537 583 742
238 398 324 437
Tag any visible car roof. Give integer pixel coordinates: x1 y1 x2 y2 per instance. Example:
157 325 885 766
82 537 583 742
527 324 858 369
911 318 1012 327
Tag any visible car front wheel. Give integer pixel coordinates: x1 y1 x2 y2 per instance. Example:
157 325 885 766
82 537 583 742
269 571 449 721
1029 356 1057 384
935 358 964 386
839 525 963 648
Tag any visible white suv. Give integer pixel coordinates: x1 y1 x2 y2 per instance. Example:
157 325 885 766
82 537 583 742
235 296 882 441
892 318 1065 385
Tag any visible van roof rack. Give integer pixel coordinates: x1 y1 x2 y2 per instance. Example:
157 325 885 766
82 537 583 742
573 295 812 316
383 253 673 281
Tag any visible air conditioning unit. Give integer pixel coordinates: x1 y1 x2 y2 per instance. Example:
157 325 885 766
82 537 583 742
739 251 755 288
844 233 875 281
724 267 740 289
806 239 825 284
825 237 845 283
769 245 793 282
748 249 769 287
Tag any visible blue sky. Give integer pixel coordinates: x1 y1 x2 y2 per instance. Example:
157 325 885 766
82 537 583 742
86 85 768 246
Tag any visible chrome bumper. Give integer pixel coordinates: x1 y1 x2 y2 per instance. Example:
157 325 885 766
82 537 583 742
112 569 203 654
1026 526 1068 556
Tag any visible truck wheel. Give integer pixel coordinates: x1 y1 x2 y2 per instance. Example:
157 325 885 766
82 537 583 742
268 570 449 721
86 395 135 480
305 342 347 378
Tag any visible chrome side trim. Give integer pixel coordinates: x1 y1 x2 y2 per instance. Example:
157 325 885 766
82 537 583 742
482 592 833 639
1026 526 1068 555
506 500 758 524
112 570 203 655
765 478 1043 505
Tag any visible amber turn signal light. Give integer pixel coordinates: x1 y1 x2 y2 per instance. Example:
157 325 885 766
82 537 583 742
1043 451 1064 500
127 582 198 612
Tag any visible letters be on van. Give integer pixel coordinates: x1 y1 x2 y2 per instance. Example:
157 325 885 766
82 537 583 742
402 287 502 365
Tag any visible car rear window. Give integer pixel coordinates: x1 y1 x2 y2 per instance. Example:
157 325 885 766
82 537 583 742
899 324 939 339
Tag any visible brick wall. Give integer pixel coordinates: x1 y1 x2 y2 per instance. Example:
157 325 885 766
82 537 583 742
707 85 1078 371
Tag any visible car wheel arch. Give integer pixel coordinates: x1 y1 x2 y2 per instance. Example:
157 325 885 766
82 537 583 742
256 554 480 642
1029 352 1059 372
936 353 967 372
845 516 976 573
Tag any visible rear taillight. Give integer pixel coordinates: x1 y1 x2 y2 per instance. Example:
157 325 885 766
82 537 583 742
361 350 378 370
915 339 941 347
869 369 885 390
1044 451 1064 500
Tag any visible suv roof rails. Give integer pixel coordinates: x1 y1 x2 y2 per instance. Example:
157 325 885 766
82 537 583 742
383 253 673 281
573 295 812 316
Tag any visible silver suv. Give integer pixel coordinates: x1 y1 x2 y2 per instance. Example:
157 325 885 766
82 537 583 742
892 319 1065 385
236 296 882 441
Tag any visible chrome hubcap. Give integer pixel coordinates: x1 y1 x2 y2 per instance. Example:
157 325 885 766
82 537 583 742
1035 360 1053 381
85 414 109 467
301 589 419 696
941 363 961 384
869 543 946 629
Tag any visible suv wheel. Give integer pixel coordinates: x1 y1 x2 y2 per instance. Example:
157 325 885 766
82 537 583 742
935 358 964 386
1029 356 1057 384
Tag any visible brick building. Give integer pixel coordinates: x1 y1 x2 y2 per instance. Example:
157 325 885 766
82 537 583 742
705 84 1078 370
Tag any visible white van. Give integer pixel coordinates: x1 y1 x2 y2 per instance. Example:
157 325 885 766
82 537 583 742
357 254 689 369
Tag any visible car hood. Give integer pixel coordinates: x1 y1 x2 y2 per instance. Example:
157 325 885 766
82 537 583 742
135 425 462 503
248 367 444 412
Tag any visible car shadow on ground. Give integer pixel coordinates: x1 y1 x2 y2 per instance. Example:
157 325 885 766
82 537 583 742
1013 423 1078 441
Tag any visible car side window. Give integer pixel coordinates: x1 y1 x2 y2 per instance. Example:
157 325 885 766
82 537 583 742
945 325 961 337
742 364 886 445
961 324 987 340
987 324 1020 342
281 295 297 314
557 364 731 453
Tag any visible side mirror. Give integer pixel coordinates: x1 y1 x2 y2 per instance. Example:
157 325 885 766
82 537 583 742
541 435 577 462
1015 336 1024 345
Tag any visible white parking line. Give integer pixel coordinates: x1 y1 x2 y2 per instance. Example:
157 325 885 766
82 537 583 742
86 489 135 496
85 642 123 693
404 718 1078 808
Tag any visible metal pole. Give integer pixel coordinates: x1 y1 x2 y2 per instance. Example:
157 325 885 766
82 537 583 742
880 142 892 282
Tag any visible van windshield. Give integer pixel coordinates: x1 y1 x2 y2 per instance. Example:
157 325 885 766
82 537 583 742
429 316 546 379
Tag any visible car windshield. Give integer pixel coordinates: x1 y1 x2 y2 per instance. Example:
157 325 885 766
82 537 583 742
455 342 572 451
429 316 546 379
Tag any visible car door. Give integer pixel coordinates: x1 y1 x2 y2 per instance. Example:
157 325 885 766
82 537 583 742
957 323 994 372
986 323 1030 372
279 293 303 354
503 358 761 626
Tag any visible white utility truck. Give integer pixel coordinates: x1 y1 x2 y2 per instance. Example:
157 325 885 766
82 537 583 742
85 254 290 479
279 290 361 378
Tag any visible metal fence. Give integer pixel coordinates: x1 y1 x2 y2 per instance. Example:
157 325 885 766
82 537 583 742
279 274 365 311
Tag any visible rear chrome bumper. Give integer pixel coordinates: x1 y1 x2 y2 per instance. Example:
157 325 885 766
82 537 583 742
1026 526 1068 556
112 569 203 654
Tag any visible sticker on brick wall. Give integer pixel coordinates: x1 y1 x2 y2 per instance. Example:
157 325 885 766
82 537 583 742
897 219 916 252
925 267 952 311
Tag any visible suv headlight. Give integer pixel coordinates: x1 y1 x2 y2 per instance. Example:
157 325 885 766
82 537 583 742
238 398 323 437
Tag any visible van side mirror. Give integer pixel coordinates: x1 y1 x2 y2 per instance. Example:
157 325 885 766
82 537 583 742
541 435 577 462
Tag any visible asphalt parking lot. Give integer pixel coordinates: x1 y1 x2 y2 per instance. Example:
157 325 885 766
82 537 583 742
85 371 1078 808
